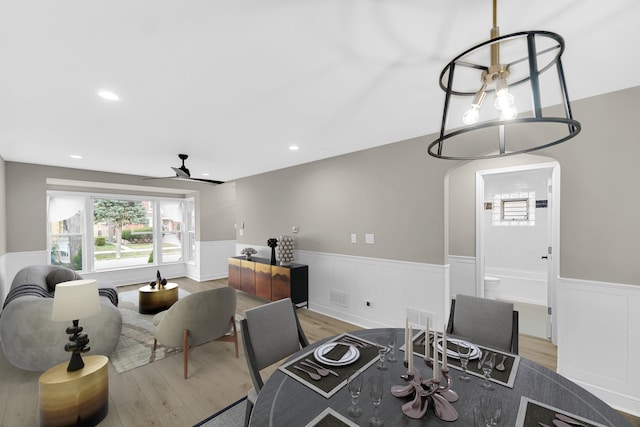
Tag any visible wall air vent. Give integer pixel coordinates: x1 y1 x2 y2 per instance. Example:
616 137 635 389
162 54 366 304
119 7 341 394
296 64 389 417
330 290 349 307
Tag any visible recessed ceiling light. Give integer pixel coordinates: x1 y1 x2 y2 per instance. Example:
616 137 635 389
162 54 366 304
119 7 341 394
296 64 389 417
289 145 299 151
97 90 120 101
69 155 83 159
202 173 210 177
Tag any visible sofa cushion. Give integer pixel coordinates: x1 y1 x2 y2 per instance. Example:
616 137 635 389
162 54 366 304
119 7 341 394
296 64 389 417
45 267 80 292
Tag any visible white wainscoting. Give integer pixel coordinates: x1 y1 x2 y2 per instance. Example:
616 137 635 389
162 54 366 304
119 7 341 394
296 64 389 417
187 240 236 282
557 277 640 417
0 240 236 293
448 255 477 298
1 250 49 293
235 246 451 330
0 253 8 307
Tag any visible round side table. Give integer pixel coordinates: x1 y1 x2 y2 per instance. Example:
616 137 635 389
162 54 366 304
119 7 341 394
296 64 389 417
138 282 179 314
39 355 109 427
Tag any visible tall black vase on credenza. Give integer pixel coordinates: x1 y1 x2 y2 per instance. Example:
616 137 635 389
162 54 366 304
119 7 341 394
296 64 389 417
267 238 278 265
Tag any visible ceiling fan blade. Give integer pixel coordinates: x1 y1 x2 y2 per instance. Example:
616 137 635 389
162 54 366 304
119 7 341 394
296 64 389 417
142 176 179 181
171 166 190 178
189 177 225 185
143 154 222 185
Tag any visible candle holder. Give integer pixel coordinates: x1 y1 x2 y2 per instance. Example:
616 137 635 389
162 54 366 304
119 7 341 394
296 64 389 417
391 366 458 421
400 360 415 381
424 360 459 403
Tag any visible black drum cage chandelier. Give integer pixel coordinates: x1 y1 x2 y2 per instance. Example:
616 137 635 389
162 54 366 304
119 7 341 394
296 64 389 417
428 0 581 160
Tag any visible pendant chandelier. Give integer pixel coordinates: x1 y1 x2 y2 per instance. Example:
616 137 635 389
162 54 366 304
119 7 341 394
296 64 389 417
428 0 581 160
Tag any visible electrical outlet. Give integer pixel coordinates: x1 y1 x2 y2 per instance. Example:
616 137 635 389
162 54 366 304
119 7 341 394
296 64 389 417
351 233 357 244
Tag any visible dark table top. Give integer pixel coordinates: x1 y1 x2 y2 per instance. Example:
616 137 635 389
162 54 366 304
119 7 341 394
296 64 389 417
249 328 632 427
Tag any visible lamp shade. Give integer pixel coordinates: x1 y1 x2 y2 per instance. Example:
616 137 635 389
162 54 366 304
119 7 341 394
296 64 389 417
51 279 101 321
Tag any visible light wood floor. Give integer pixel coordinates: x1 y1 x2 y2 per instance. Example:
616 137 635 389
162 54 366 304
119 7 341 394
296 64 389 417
0 277 637 426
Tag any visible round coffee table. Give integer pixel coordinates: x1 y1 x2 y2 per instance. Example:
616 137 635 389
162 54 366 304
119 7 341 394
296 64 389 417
138 282 179 314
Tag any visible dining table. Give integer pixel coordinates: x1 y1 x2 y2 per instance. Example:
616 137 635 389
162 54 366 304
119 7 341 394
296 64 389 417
248 328 632 427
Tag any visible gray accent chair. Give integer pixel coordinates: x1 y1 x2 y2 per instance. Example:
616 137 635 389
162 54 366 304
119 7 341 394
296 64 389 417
241 298 309 427
446 294 519 354
0 265 122 371
152 286 238 379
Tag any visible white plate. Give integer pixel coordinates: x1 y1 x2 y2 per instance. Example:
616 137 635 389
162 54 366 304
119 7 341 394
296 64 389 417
313 342 360 366
437 338 481 360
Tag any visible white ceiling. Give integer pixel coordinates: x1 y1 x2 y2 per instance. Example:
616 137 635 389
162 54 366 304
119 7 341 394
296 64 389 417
1 0 639 182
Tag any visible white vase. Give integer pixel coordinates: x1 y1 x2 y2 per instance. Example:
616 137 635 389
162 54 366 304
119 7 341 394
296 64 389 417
276 235 295 266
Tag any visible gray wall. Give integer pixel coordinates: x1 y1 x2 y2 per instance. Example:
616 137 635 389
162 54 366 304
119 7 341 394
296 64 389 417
4 87 638 286
235 136 451 264
236 86 640 285
446 87 640 285
4 162 235 253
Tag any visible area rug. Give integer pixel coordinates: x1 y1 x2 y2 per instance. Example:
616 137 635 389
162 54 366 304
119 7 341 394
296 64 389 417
194 397 246 427
110 288 191 374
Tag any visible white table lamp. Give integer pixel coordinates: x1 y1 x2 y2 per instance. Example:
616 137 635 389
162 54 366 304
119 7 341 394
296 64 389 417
51 279 101 371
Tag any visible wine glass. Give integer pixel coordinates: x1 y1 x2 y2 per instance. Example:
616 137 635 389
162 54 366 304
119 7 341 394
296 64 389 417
481 352 496 390
386 328 397 363
368 374 384 426
456 341 471 382
347 372 363 417
479 395 502 426
376 337 389 370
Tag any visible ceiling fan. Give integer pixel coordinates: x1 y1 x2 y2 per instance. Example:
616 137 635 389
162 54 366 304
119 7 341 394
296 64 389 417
146 154 224 185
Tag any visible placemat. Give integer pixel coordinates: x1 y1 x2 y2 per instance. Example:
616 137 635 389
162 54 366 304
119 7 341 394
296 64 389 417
401 331 520 388
304 408 359 427
515 396 608 427
279 333 380 398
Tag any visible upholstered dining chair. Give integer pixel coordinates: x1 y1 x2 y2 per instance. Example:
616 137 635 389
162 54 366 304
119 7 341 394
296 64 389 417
152 286 238 379
241 298 309 427
446 294 519 354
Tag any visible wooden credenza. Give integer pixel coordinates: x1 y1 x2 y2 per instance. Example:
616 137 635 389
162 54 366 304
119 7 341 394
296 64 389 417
228 256 308 308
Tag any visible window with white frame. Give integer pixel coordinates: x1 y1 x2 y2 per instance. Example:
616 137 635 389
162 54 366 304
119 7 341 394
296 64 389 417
48 196 85 270
47 192 195 272
492 192 536 226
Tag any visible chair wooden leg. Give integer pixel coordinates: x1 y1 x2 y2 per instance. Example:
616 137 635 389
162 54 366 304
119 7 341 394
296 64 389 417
183 329 189 379
214 317 239 358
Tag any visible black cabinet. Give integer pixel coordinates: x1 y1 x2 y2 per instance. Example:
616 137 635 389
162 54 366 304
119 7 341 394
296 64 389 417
228 257 308 308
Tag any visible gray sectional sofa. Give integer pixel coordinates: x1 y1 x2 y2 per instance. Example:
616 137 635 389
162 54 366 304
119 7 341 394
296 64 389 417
0 265 122 371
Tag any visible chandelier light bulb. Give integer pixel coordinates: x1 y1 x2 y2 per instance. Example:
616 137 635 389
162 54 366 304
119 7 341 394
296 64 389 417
494 91 515 111
462 83 487 125
499 105 518 120
462 104 481 125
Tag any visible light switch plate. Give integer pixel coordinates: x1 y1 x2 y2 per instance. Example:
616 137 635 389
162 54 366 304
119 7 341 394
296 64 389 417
351 234 357 244
365 233 374 244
